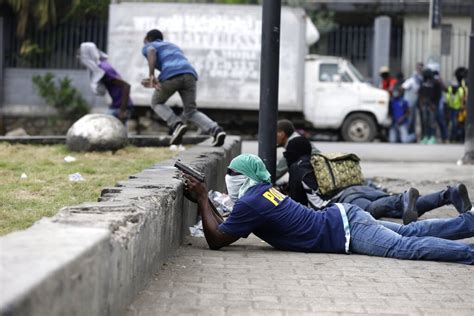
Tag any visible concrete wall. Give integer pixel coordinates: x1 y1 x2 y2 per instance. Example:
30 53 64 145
2 68 107 116
0 136 241 316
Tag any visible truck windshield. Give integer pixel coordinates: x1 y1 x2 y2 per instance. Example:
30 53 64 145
347 62 366 82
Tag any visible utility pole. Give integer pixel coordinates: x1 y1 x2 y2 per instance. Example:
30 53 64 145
258 0 281 182
427 0 442 68
460 3 474 164
0 17 4 135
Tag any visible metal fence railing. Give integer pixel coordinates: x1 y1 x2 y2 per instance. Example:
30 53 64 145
402 28 469 81
3 15 469 81
325 25 374 65
312 24 404 77
3 18 108 69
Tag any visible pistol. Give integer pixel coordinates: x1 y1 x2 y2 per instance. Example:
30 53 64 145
174 160 205 182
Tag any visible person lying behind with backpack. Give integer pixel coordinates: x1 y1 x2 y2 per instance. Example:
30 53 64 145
182 153 474 264
285 136 472 224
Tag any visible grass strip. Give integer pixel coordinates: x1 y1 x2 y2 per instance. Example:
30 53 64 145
0 143 177 235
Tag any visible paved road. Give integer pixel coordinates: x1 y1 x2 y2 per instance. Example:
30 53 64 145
243 141 468 163
127 142 474 315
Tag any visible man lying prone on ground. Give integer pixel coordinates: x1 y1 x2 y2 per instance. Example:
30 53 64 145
182 154 474 265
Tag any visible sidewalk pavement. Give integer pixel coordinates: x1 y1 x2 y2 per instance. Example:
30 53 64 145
126 144 474 316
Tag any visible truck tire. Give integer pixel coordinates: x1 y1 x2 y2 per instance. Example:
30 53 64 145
341 113 377 142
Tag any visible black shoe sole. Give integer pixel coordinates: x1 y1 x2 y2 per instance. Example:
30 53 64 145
170 125 187 145
403 188 419 225
212 132 226 147
455 184 472 213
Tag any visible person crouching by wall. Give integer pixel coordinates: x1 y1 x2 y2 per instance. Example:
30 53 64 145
78 42 133 124
389 85 416 143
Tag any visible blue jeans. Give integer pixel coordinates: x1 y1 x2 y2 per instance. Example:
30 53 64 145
436 97 448 141
389 123 416 143
419 100 436 139
449 108 463 142
345 204 474 264
351 188 449 219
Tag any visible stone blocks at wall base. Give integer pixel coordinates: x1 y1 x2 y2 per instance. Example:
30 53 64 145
0 136 241 316
66 114 128 152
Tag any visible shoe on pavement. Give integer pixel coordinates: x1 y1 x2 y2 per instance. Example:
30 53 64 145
426 136 437 145
402 188 419 225
170 123 187 145
447 184 472 214
211 128 226 147
420 137 428 144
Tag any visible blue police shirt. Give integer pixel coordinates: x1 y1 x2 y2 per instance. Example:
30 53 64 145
218 183 347 253
142 40 198 82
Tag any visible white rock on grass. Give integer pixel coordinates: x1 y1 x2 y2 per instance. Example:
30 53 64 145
66 114 127 152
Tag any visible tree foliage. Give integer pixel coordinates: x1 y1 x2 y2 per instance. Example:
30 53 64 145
2 0 80 39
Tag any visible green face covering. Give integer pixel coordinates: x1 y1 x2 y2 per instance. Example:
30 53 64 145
228 154 271 184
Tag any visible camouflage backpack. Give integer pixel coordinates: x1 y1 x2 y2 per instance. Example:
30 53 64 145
310 152 364 196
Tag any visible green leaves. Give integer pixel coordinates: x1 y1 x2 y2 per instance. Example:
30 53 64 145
32 72 90 121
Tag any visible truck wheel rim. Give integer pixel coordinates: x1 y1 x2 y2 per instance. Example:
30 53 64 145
349 120 370 141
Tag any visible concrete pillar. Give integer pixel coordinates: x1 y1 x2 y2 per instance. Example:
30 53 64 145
372 16 391 87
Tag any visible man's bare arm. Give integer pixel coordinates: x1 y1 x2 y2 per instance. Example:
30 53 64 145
146 47 160 89
183 174 239 250
146 47 156 77
110 78 130 121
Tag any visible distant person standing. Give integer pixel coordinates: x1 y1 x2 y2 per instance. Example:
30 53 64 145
401 62 423 135
141 29 226 146
379 66 397 97
78 42 133 124
418 68 441 145
446 67 468 143
427 63 448 144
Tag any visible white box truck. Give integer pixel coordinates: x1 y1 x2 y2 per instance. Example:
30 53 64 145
108 2 389 142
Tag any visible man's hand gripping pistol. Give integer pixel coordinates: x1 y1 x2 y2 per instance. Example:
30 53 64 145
174 160 206 203
174 160 205 183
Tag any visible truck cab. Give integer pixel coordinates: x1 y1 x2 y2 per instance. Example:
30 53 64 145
304 55 390 142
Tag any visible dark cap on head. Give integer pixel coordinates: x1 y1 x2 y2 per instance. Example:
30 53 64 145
284 136 312 167
146 29 163 42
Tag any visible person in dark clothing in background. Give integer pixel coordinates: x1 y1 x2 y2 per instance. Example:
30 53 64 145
418 68 442 144
285 136 472 224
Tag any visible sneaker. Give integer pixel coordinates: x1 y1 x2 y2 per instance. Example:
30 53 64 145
211 128 226 147
426 136 437 145
402 187 419 225
420 137 428 144
170 123 187 145
447 184 472 214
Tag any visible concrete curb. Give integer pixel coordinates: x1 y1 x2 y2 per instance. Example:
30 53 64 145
0 135 210 146
0 136 241 316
